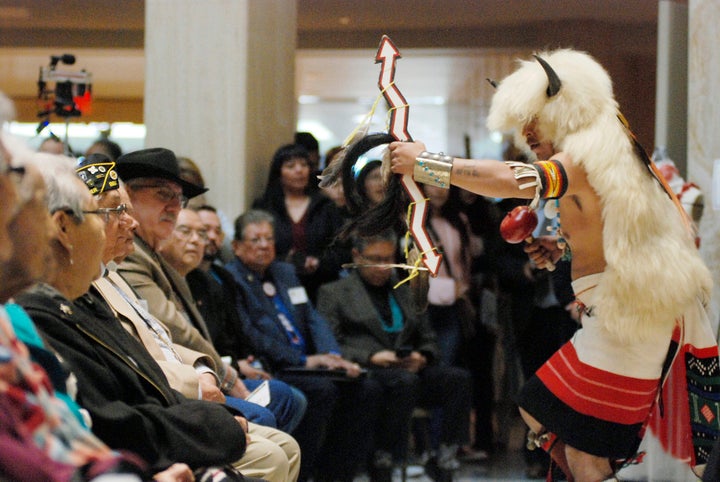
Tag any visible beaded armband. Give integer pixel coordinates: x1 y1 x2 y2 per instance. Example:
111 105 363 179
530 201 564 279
505 159 568 209
413 151 454 189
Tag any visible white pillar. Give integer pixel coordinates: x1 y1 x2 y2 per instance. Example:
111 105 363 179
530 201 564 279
655 0 688 171
688 0 720 332
144 0 296 220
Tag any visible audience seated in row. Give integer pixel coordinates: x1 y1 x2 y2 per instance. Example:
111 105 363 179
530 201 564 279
76 153 301 482
5 101 496 481
113 148 306 438
0 117 164 482
1 127 251 480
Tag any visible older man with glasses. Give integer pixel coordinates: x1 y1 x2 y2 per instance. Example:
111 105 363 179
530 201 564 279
115 148 238 390
158 209 209 276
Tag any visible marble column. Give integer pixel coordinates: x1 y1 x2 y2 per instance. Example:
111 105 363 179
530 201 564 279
655 0 688 172
689 0 720 332
144 0 296 221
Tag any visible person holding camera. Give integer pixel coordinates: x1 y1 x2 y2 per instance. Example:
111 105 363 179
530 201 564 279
317 229 472 482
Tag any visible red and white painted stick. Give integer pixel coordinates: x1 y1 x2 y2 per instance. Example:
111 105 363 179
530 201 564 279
375 35 442 275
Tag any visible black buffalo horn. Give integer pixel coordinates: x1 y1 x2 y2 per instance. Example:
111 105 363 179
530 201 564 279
533 55 562 97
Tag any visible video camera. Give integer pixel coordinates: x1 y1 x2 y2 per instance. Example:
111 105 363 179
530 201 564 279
37 54 92 121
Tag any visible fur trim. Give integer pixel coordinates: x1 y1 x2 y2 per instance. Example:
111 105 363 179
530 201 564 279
487 49 712 342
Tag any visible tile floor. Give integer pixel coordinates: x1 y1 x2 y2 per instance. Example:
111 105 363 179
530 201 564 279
353 414 541 482
351 448 539 482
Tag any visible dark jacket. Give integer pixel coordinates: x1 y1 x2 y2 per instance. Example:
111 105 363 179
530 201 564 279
316 271 439 365
224 258 341 372
16 283 246 472
186 264 255 364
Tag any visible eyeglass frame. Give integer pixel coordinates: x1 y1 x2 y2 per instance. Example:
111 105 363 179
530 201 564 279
127 182 188 208
358 253 396 265
3 165 30 221
174 225 209 242
1 163 27 195
242 235 274 246
80 203 129 223
3 165 25 179
3 165 27 197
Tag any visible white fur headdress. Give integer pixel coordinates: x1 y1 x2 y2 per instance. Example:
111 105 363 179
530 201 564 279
488 49 712 342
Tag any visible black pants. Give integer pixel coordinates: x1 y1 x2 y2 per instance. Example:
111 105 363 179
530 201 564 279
366 364 472 461
278 372 380 482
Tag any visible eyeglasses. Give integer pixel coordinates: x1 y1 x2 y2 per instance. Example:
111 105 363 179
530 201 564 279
244 236 274 246
360 254 396 264
130 184 188 208
82 203 128 223
175 225 208 242
4 166 27 200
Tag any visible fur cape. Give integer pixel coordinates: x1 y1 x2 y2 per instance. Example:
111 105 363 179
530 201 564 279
487 49 712 343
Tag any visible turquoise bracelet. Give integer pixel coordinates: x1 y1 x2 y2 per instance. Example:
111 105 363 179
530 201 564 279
413 151 454 188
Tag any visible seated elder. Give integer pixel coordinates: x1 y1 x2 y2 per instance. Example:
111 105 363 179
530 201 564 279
164 206 307 434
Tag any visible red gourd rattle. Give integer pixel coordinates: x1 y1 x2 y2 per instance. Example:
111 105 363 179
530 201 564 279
499 205 555 271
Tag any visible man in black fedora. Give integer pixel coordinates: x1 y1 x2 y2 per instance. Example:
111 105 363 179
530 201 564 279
114 148 222 356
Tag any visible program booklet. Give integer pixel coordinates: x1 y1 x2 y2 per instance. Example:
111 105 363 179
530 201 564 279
246 380 271 407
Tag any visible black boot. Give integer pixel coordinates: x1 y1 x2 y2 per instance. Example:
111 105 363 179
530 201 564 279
369 450 393 482
424 456 453 482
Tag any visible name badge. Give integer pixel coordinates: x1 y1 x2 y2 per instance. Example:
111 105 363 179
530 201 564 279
288 286 309 305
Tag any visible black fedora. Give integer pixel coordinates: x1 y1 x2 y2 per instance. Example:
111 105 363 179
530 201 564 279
115 147 208 199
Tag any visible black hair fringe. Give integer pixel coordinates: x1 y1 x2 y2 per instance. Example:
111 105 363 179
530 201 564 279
337 132 407 240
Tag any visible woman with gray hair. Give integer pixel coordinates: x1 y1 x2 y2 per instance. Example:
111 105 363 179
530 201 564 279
34 153 108 288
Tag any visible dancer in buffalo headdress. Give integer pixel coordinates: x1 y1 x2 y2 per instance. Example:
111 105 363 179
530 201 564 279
389 48 720 481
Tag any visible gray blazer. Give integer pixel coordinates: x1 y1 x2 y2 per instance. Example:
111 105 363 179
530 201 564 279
316 271 439 366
